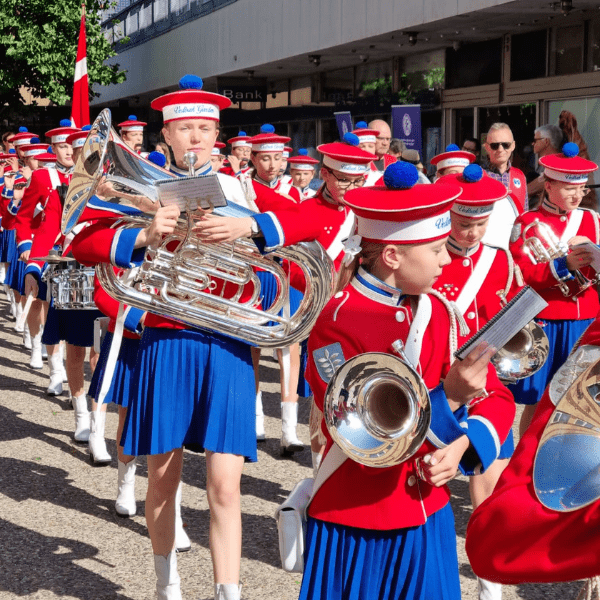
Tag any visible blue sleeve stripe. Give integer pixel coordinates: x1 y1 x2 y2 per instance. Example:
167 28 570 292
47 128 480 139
551 256 573 282
253 211 285 252
24 264 42 277
18 240 32 252
110 227 143 268
123 306 145 334
2 188 14 198
465 415 501 472
7 201 19 215
426 384 468 448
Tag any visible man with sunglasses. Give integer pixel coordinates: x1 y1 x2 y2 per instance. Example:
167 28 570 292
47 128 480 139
481 123 528 249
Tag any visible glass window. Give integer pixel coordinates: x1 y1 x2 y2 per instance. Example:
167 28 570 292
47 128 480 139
290 77 312 106
589 18 600 73
554 25 584 75
356 61 393 103
511 30 547 81
322 68 354 104
139 0 153 29
125 9 138 34
446 39 502 89
154 0 169 21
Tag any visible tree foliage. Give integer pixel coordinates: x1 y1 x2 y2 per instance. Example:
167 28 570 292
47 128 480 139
0 0 127 114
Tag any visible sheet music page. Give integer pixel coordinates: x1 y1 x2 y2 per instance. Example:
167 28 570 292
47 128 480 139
572 241 600 273
156 175 227 211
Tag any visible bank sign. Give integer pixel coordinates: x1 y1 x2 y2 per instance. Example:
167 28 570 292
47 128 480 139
392 104 422 155
217 83 267 102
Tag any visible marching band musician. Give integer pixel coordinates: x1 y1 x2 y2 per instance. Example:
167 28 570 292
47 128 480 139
210 141 226 172
430 144 476 181
70 74 323 600
279 145 293 184
2 128 39 328
432 163 523 600
300 161 515 600
22 123 102 442
220 130 252 178
117 115 146 153
287 149 318 201
466 314 600 589
509 142 599 435
352 121 384 186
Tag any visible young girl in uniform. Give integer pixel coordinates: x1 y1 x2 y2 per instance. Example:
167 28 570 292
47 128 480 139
433 163 523 600
509 143 599 435
301 161 515 600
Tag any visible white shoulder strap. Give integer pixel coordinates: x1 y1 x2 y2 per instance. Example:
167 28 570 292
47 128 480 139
47 167 61 190
404 294 432 369
561 209 584 243
326 210 355 261
455 245 497 315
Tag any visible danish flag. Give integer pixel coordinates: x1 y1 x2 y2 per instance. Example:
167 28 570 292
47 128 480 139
71 6 90 128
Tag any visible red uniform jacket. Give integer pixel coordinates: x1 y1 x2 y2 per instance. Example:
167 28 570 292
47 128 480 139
306 267 515 531
466 315 600 583
434 241 522 332
509 202 600 320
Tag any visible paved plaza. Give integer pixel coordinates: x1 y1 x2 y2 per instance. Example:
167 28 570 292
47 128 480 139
0 295 583 600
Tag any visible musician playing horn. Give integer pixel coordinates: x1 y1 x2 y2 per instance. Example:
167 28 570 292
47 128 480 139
433 163 523 600
508 143 599 435
300 162 515 600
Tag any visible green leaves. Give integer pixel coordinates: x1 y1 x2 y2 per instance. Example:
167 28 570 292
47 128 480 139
0 0 126 113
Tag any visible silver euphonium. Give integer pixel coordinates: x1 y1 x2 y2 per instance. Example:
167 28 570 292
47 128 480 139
323 341 431 468
61 108 335 348
521 218 596 297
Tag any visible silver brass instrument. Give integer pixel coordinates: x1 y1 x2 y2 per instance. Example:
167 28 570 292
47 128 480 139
48 265 97 310
521 218 596 296
61 109 335 348
323 341 431 468
533 352 600 512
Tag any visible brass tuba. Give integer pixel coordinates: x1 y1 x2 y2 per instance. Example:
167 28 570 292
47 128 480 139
521 218 596 297
323 341 431 468
62 109 335 348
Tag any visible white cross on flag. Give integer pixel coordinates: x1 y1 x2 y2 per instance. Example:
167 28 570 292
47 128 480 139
71 7 90 129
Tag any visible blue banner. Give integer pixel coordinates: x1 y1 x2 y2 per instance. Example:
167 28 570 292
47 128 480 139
334 111 353 140
392 105 422 156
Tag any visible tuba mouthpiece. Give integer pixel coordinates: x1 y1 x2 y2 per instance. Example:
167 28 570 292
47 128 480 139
183 152 198 176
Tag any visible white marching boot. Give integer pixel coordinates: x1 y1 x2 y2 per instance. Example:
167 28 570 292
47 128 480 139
14 302 24 332
72 394 91 443
59 343 68 382
88 410 112 465
41 343 48 360
8 288 17 319
115 459 137 517
154 551 182 600
255 390 266 442
46 352 64 396
175 481 191 552
477 577 502 600
29 330 44 369
281 401 304 456
23 323 32 349
214 583 242 600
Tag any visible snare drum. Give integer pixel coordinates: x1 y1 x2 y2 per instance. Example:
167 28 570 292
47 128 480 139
49 265 97 310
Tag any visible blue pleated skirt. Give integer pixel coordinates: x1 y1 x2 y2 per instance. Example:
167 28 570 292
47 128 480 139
299 504 461 600
0 228 16 263
510 317 594 405
121 326 257 461
88 331 140 408
42 304 103 347
8 257 25 294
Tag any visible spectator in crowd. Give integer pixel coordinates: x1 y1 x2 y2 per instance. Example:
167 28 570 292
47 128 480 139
526 124 564 209
154 142 171 170
461 137 480 162
559 110 597 210
399 149 430 183
388 138 406 158
368 119 392 170
2 131 15 153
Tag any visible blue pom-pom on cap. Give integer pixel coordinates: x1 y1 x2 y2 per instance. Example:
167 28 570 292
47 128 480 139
462 163 483 183
18 126 28 133
355 120 368 129
298 149 308 156
128 115 137 121
260 123 276 134
562 142 579 158
384 161 419 190
60 119 72 127
47 147 54 154
82 125 91 131
9 149 16 154
30 137 40 144
446 143 460 151
343 132 360 147
179 75 203 90
148 151 167 168
238 130 247 136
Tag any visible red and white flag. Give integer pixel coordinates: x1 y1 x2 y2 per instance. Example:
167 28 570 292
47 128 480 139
71 6 90 129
